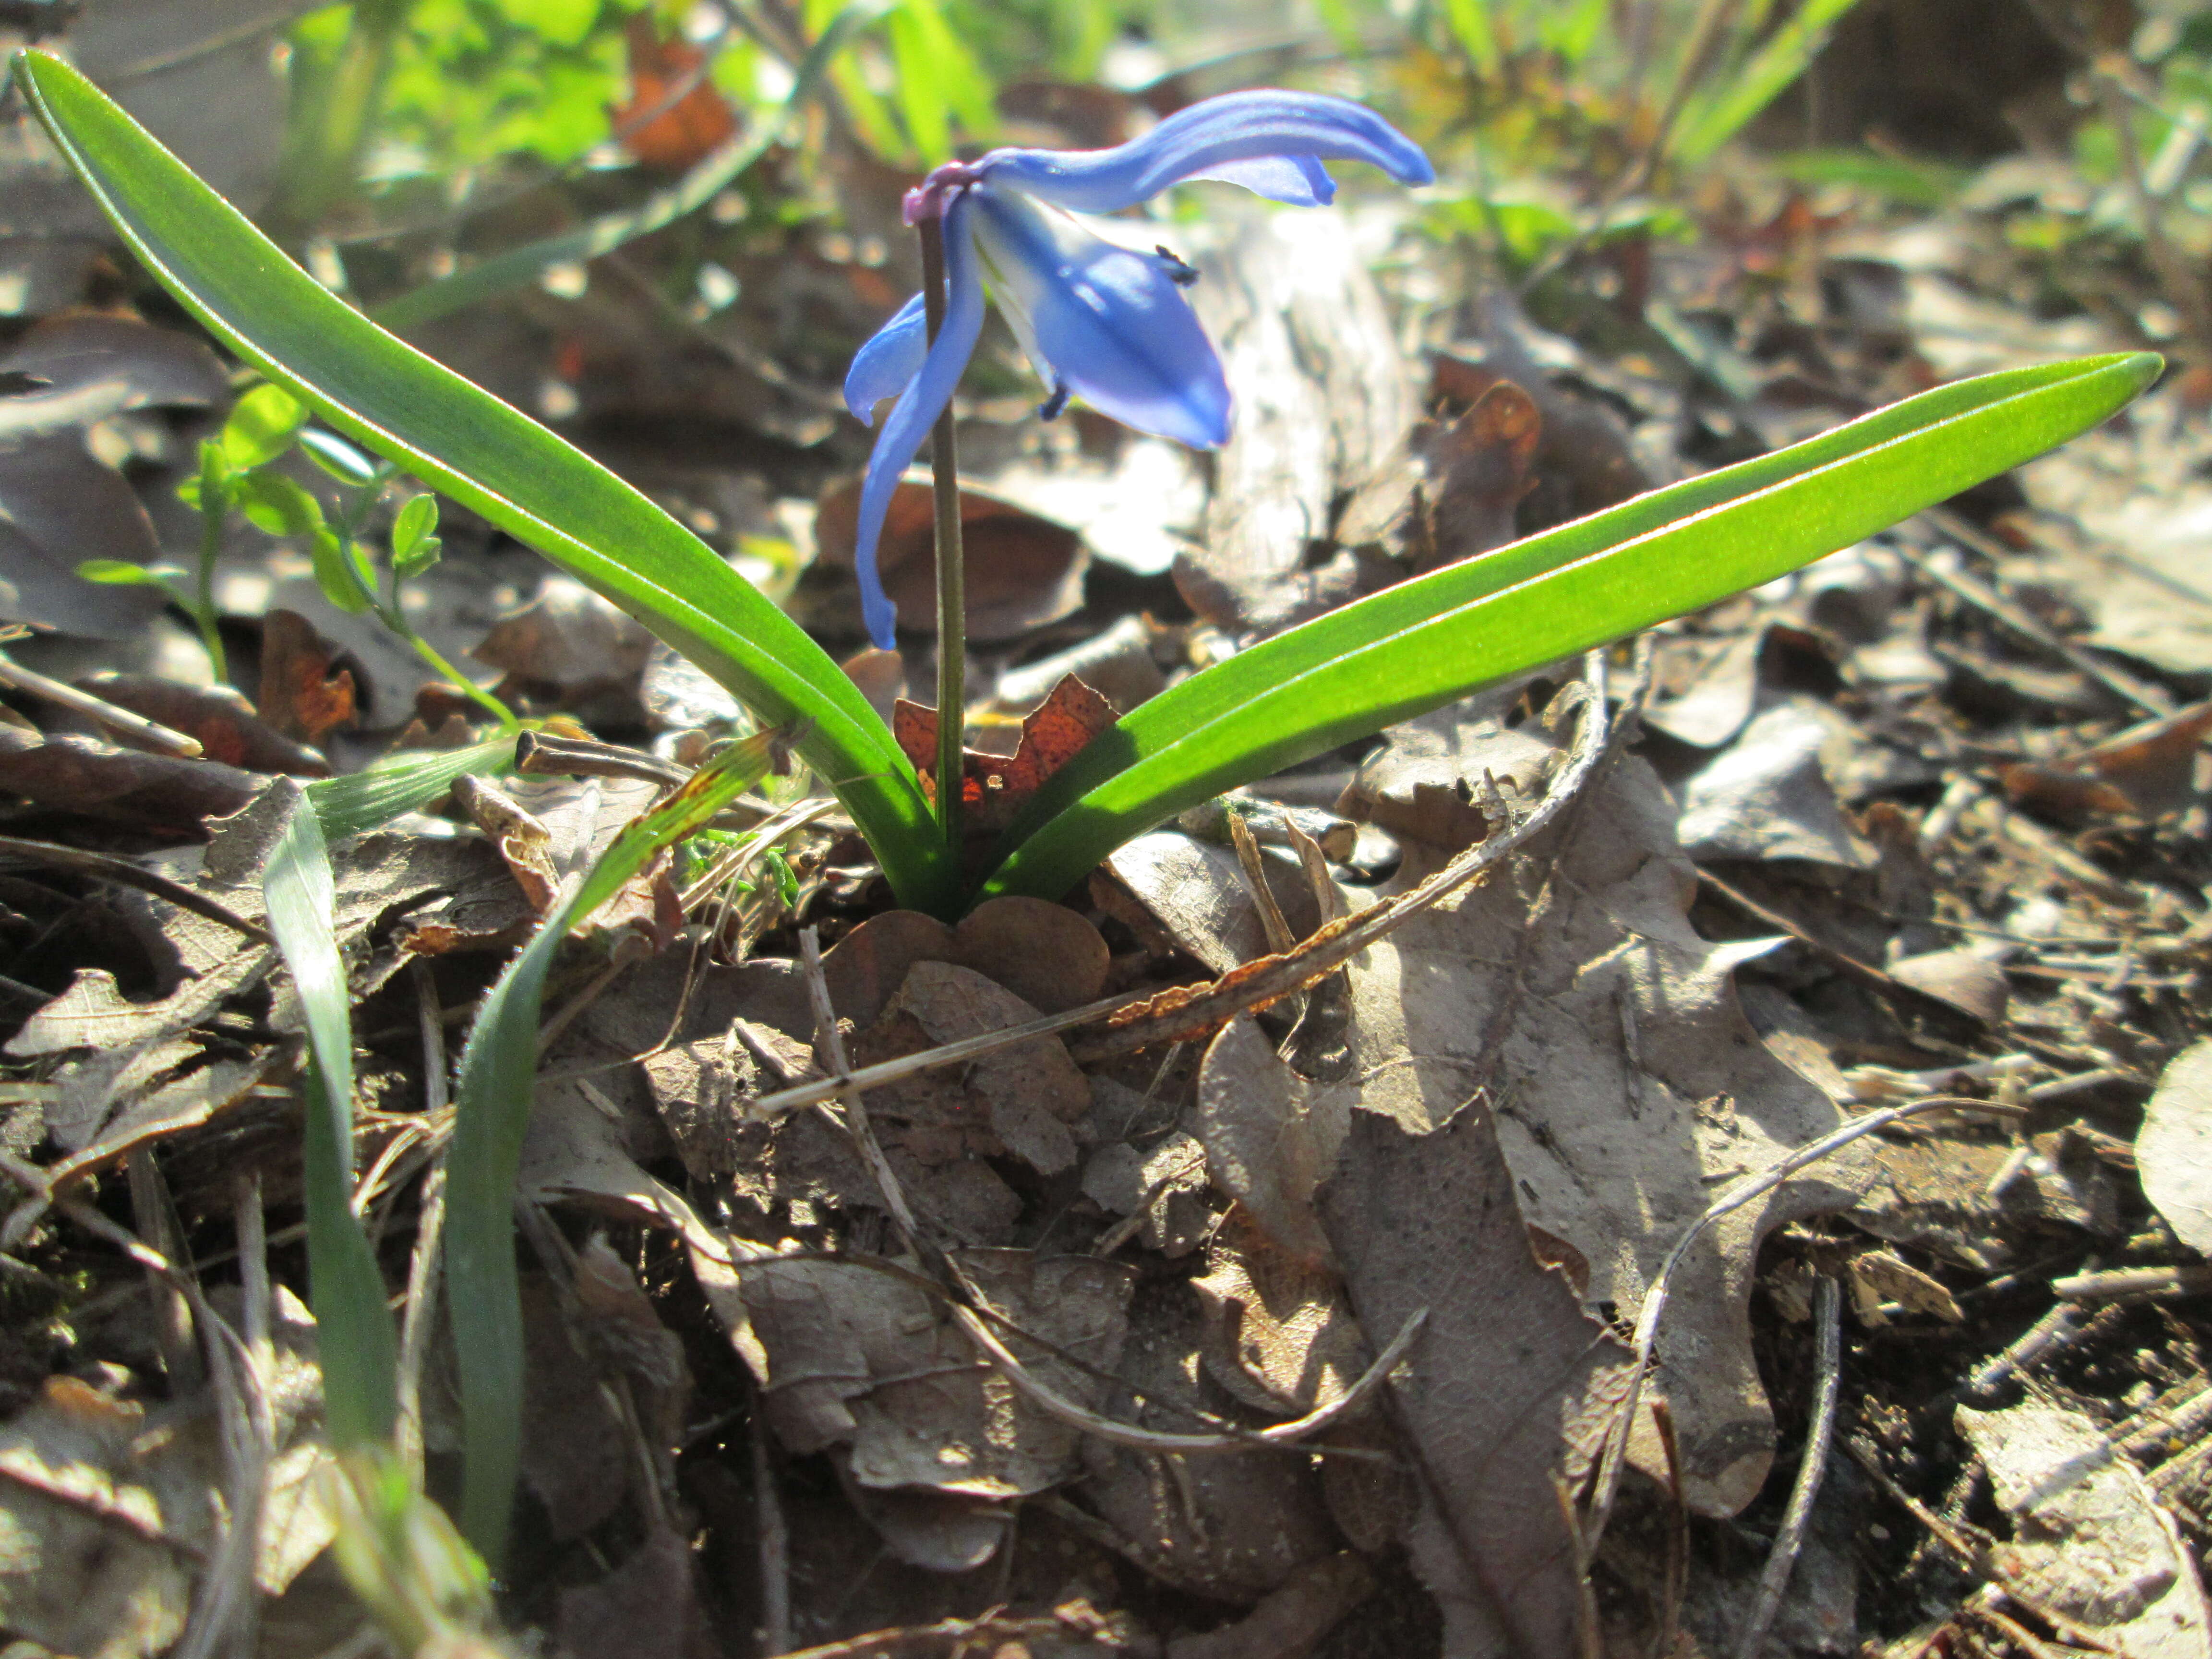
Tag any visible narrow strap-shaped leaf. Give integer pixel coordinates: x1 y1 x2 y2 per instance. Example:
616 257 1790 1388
306 735 517 841
444 727 784 1563
262 783 400 1450
979 351 2158 903
370 3 890 332
11 50 954 915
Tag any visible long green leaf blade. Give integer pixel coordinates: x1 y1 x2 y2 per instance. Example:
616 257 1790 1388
1673 0 1864 163
307 736 517 841
263 784 399 1450
11 49 951 914
444 728 783 1563
980 352 2159 904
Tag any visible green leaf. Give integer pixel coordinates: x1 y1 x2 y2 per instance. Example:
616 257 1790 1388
978 352 2161 905
307 736 517 841
391 492 438 564
444 724 785 1563
13 48 952 915
367 3 891 333
219 382 308 472
233 469 327 539
1443 0 1500 74
261 784 399 1451
309 528 375 614
77 558 172 587
299 425 382 486
1673 0 1866 163
394 535 442 581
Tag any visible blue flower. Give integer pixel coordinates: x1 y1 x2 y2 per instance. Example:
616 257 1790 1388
840 89 1435 648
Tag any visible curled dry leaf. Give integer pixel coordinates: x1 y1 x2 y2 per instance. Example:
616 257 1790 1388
733 1248 1131 1531
2139 1040 2212 1257
892 673 1116 830
0 721 267 830
1674 699 1873 869
1956 1403 2212 1658
1999 698 2212 820
254 608 356 745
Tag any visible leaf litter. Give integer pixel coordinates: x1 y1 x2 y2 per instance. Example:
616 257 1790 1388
6 24 2212 1658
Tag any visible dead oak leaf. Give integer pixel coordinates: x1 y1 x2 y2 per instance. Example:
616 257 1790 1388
1318 1101 1633 1659
1206 715 1858 1518
893 673 1114 833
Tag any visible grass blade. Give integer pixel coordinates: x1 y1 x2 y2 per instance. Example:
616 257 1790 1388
443 728 786 1562
369 3 889 332
1673 0 1865 163
979 352 2159 904
306 736 517 841
11 49 953 915
262 783 399 1450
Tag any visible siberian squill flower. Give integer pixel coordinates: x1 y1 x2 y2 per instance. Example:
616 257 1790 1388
842 89 1434 648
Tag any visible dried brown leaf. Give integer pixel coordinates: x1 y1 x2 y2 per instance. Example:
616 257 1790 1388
1318 1102 1631 1659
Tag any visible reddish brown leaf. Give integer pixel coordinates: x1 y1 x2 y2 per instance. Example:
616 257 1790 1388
255 608 356 744
613 15 736 170
71 675 328 776
893 673 1115 832
815 479 1089 642
1999 698 2212 819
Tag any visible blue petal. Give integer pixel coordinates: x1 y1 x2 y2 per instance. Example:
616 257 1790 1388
844 291 928 425
851 192 986 649
974 89 1432 215
1184 154 1334 206
970 185 1229 450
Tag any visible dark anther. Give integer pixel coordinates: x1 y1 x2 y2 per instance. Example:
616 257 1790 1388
1155 244 1200 287
1039 384 1070 421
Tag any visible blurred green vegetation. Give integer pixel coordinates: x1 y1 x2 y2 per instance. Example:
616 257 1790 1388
262 0 2212 367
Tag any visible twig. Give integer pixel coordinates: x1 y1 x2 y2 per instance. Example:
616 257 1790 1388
1733 1274 1842 1659
0 651 203 756
1065 647 1622 1064
0 833 272 944
2051 1264 2212 1301
753 1404 792 1658
747 985 1154 1119
1965 1303 2086 1399
514 731 689 787
916 213 965 851
1902 526 2173 717
1584 1095 2024 1555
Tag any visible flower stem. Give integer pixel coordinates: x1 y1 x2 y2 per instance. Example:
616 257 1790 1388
193 490 230 683
917 214 965 851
